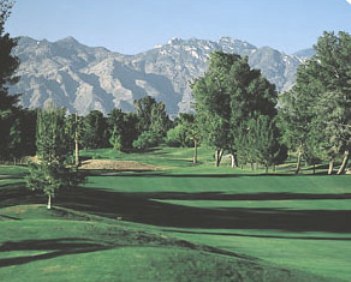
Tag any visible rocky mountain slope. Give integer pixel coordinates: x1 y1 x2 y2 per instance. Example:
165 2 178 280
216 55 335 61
10 36 310 116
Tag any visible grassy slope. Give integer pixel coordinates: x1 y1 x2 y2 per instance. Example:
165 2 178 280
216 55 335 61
1 146 350 281
0 206 324 282
82 173 351 281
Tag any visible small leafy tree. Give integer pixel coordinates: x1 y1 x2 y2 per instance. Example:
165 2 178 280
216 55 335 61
26 108 82 209
166 125 188 147
109 126 122 151
108 109 125 152
132 131 160 151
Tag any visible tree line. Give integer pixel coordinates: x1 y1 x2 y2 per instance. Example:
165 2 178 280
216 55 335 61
1 1 350 176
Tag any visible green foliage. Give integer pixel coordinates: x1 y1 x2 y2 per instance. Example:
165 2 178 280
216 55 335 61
166 114 198 147
132 96 171 150
107 109 139 151
0 0 19 111
81 110 109 149
109 126 122 151
279 31 351 173
192 51 278 165
253 116 282 170
36 108 69 163
166 125 189 147
132 131 160 151
26 162 62 198
27 108 83 208
0 1 22 160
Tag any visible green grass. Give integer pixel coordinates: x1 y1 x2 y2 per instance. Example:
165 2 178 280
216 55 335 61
153 199 351 210
0 146 350 281
0 206 325 282
79 146 328 174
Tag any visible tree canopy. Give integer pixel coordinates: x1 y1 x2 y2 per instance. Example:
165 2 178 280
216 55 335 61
192 51 279 167
279 31 351 174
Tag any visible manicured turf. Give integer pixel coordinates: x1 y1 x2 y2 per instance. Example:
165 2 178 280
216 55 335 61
0 145 350 281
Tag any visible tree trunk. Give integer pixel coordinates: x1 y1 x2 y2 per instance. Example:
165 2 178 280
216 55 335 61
295 150 302 174
265 165 268 174
273 164 276 173
219 149 224 165
313 163 316 175
337 150 350 175
229 153 238 168
47 194 52 210
75 114 80 167
192 140 198 164
328 159 334 175
215 149 223 167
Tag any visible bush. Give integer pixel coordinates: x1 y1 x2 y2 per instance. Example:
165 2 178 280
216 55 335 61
132 131 160 151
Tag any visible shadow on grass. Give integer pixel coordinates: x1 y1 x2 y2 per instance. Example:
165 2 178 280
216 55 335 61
0 184 43 208
0 238 112 268
86 173 295 178
2 183 351 234
57 187 351 233
167 229 351 241
125 191 351 201
0 215 20 220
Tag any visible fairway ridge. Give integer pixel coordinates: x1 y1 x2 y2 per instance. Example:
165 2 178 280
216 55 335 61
0 205 330 282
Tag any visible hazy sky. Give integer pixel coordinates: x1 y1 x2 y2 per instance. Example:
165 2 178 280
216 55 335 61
5 0 351 55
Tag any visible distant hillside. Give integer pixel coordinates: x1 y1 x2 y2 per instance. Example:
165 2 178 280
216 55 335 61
10 36 311 116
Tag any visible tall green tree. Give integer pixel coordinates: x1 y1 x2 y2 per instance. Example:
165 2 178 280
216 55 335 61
133 96 171 151
252 116 281 173
279 31 351 174
0 0 21 160
81 110 108 149
313 32 351 174
192 51 277 167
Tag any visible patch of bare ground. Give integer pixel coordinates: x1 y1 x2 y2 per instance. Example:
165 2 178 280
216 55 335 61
79 159 159 171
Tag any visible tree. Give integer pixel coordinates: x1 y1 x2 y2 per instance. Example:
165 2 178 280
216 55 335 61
65 113 80 166
253 116 281 173
134 96 157 133
166 114 195 148
166 125 188 147
0 0 18 110
0 0 21 160
133 96 171 151
313 32 351 174
279 31 351 175
81 110 108 149
26 108 81 209
132 131 159 151
192 51 277 167
108 109 125 152
7 108 36 160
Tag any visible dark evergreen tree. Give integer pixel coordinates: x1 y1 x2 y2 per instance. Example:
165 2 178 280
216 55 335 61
0 0 21 160
81 110 108 149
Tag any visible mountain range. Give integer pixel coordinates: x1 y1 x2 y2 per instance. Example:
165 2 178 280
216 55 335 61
10 36 314 116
